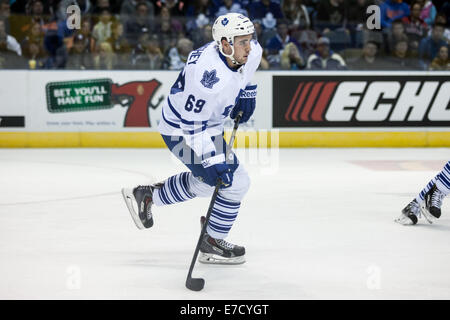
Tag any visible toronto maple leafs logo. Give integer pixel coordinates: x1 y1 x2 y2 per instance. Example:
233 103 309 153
201 70 220 89
221 18 229 26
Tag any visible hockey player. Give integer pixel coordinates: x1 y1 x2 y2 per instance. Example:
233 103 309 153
122 13 262 264
396 161 449 225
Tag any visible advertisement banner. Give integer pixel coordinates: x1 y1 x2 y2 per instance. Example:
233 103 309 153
273 75 450 128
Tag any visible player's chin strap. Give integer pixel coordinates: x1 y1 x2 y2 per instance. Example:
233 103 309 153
219 44 242 66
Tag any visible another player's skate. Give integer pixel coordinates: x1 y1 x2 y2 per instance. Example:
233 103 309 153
421 184 445 224
395 199 420 225
198 216 245 265
121 185 157 229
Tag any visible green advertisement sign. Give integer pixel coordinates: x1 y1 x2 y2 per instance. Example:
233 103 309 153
46 79 113 113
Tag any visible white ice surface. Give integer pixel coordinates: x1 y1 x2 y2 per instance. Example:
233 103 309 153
0 148 449 299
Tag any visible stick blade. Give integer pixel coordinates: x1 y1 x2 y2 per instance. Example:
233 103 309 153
186 277 205 291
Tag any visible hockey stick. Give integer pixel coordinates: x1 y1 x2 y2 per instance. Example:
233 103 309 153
185 111 243 291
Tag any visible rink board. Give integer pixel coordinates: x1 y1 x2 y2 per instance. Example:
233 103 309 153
0 70 449 147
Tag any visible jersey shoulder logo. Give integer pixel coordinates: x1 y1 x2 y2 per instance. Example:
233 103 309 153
201 70 220 89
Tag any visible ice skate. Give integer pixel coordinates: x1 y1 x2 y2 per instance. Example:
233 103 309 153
198 216 246 265
421 184 445 224
121 185 157 229
395 199 420 225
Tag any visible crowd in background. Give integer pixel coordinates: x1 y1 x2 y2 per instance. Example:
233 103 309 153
0 0 449 71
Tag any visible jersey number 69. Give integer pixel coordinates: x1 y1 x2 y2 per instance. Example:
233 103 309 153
184 94 205 113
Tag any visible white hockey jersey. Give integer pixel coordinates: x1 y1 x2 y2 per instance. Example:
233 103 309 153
158 40 262 157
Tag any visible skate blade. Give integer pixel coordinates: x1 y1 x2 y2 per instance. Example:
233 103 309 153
394 214 415 226
121 188 145 230
420 205 436 224
198 252 246 265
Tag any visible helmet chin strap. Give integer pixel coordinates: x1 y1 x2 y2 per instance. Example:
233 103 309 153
220 39 243 66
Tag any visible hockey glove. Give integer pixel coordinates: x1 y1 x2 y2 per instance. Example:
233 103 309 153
201 154 233 188
231 84 257 123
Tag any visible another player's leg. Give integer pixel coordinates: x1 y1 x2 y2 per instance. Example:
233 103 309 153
420 162 449 223
396 161 449 225
395 198 420 225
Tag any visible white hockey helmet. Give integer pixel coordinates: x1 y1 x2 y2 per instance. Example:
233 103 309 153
212 13 255 64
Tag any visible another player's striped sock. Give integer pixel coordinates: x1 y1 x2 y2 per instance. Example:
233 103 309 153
206 194 240 239
153 172 196 206
415 161 450 203
436 161 450 196
416 177 437 204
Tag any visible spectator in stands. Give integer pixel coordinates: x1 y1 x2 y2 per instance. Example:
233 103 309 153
66 33 93 69
107 21 131 68
92 8 113 45
192 24 213 48
315 0 347 32
297 28 318 59
120 0 154 25
259 51 270 69
306 36 347 70
93 0 111 15
146 33 164 69
0 17 22 68
349 41 384 70
131 31 149 68
402 1 429 57
385 19 406 54
186 0 216 20
419 0 437 26
124 2 154 46
215 0 248 17
281 0 310 30
155 0 186 16
265 19 301 69
13 0 51 43
79 19 96 52
266 19 301 56
159 4 184 36
186 12 210 37
23 40 46 69
259 13 278 48
385 34 420 70
21 20 44 54
248 0 283 20
0 0 11 34
427 13 450 44
419 23 447 69
165 37 193 70
42 31 67 69
280 42 305 70
27 0 50 25
133 32 164 69
429 44 449 70
380 0 410 29
155 15 178 54
93 41 115 69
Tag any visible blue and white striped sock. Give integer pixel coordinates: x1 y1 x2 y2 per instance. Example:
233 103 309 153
436 161 450 196
415 161 450 203
416 177 437 203
206 194 240 239
153 172 196 206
